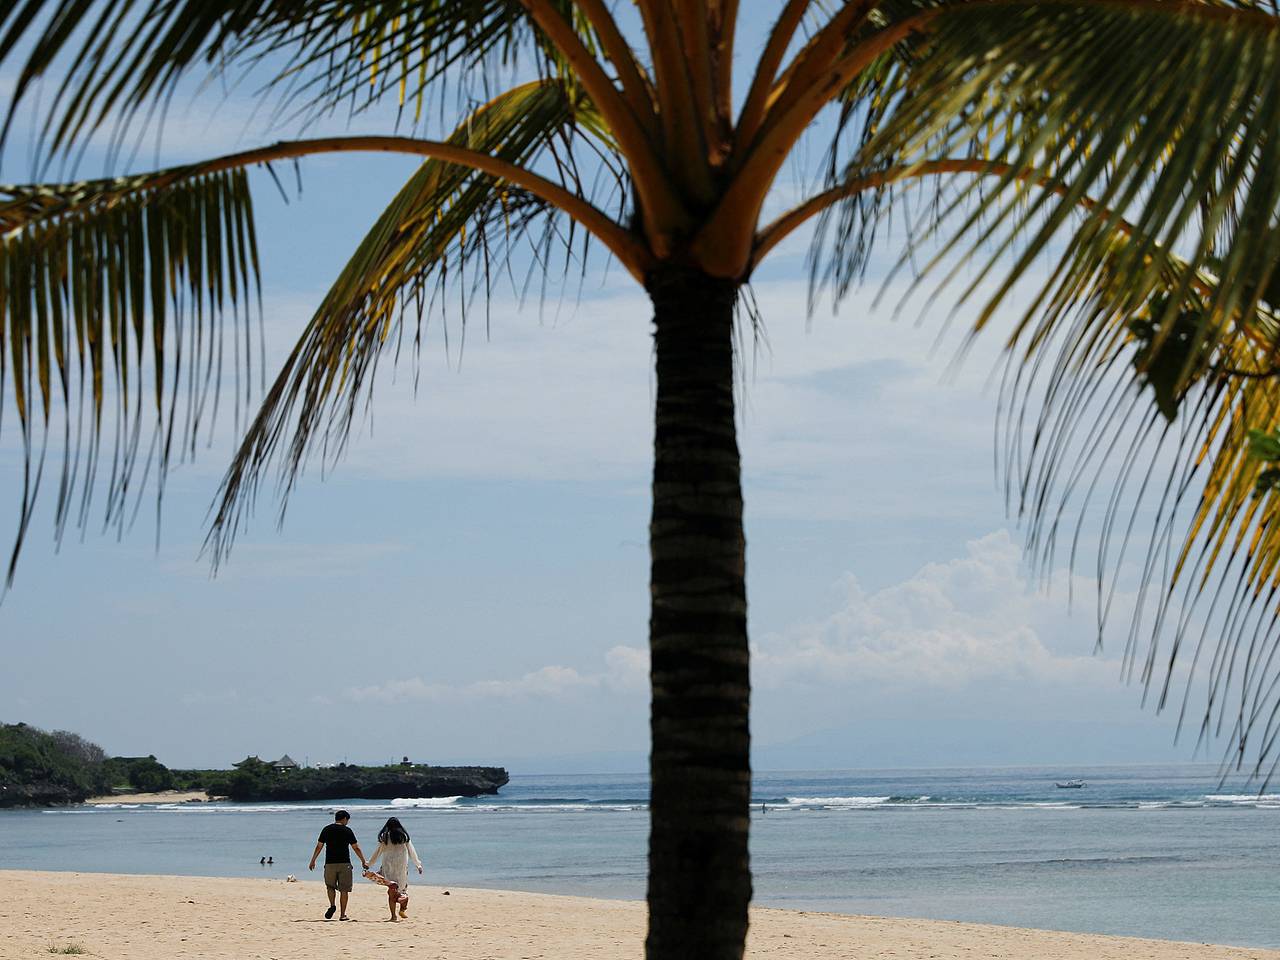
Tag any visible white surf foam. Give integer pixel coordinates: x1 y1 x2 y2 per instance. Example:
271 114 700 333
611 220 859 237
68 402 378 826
785 796 893 808
466 802 645 813
389 796 463 808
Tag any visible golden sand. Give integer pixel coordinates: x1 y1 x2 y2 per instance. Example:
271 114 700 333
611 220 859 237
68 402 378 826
3 871 1276 960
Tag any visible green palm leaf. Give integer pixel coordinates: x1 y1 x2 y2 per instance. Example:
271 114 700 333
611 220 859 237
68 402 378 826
0 166 260 583
840 2 1280 329
0 0 535 159
207 77 612 558
1000 251 1280 774
810 0 1280 774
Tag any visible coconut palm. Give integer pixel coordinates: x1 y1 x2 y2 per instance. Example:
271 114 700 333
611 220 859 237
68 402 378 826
6 2 1280 958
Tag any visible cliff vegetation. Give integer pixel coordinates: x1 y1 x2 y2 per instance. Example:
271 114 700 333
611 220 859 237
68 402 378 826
0 723 507 806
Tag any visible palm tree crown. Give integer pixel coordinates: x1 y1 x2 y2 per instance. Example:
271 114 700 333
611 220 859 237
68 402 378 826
6 3 1280 958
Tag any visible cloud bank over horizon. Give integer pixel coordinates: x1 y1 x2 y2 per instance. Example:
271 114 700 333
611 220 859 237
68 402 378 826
296 529 1192 772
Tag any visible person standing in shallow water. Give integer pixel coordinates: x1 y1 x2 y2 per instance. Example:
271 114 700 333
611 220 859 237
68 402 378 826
365 816 423 921
309 810 368 920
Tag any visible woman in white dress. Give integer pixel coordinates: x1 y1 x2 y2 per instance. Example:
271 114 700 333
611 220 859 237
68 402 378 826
365 817 423 921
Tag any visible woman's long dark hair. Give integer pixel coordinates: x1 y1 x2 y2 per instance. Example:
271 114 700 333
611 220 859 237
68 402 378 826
378 816 410 845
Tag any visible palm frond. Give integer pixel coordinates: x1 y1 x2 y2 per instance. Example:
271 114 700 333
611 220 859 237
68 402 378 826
835 2 1280 320
810 0 1280 773
206 77 613 560
0 0 535 161
0 166 260 583
262 1 597 135
990 232 1280 781
0 1 673 246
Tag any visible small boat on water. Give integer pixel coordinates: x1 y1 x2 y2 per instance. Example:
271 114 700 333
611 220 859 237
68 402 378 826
1055 779 1086 789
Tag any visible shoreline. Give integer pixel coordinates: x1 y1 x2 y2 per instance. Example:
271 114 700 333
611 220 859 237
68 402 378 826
83 789 213 804
2 871 1276 960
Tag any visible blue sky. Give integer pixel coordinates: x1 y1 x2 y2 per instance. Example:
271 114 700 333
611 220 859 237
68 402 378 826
0 16 1210 773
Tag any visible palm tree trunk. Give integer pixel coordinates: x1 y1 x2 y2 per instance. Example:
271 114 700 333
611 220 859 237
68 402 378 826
645 267 751 960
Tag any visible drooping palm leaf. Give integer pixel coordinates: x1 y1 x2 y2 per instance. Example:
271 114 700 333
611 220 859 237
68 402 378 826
836 2 1280 329
988 239 1280 779
206 77 615 559
0 0 540 161
802 0 1280 773
0 0 669 262
0 166 260 583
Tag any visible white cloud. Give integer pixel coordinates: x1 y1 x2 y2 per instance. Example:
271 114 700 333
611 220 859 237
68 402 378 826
223 276 1011 528
753 529 1118 693
0 219 1052 542
341 531 1137 725
343 643 648 704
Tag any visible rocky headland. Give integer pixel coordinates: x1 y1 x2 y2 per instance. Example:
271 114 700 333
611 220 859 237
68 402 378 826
204 760 510 802
0 722 508 807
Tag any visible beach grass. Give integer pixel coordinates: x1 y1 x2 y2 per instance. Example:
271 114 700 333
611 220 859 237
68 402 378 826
46 944 87 955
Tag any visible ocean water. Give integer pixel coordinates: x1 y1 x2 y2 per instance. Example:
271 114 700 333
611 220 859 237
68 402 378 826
4 764 1280 948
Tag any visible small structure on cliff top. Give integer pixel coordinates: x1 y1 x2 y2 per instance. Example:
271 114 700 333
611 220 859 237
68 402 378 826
271 755 299 771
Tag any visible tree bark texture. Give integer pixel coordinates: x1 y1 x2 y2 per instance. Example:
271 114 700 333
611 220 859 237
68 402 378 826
645 267 751 960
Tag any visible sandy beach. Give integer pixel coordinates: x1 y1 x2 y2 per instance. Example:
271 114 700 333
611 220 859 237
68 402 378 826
83 791 211 805
2 871 1276 960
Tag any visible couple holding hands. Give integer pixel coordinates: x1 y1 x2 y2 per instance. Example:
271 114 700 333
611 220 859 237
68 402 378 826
309 809 423 922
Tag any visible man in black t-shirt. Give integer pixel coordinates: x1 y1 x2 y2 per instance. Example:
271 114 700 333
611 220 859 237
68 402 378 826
308 810 368 920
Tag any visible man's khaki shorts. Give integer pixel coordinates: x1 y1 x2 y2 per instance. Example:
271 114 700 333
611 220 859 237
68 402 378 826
324 863 354 893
